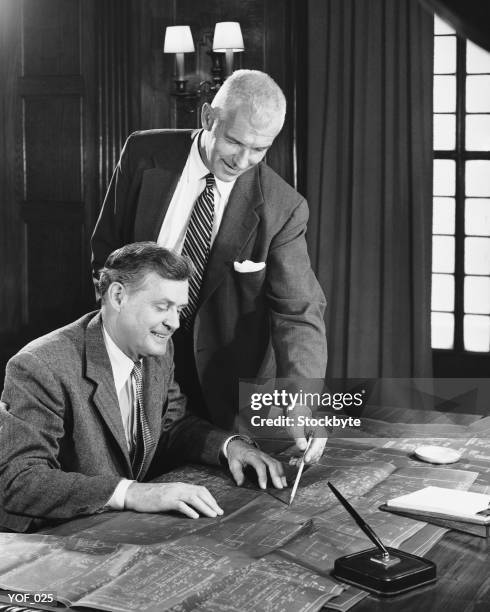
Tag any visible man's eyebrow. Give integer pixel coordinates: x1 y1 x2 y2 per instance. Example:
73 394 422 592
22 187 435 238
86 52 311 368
226 133 269 150
225 133 243 145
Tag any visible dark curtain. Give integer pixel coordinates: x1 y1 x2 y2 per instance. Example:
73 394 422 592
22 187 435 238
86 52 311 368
420 0 490 52
306 0 434 379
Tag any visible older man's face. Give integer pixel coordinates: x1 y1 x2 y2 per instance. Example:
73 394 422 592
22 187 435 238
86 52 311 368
113 272 188 360
201 104 282 182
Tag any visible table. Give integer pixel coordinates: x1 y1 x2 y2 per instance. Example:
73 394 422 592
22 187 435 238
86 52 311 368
1 426 490 612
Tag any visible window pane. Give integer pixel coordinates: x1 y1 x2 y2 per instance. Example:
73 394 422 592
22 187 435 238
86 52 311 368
431 312 454 349
466 76 490 112
467 41 490 74
466 198 490 236
465 237 490 274
434 16 455 35
433 236 455 272
434 76 456 112
432 273 454 311
434 114 455 149
433 197 455 234
464 314 490 351
466 115 490 150
466 161 490 196
434 37 456 73
433 159 455 196
464 276 490 314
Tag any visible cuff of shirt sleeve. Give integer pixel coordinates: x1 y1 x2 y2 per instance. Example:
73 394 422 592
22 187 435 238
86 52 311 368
105 479 135 510
222 434 259 459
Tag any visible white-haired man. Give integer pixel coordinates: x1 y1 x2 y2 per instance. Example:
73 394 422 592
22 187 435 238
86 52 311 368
91 70 328 462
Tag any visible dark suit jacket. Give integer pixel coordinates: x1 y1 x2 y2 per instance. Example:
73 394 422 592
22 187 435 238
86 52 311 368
91 130 327 429
0 311 227 533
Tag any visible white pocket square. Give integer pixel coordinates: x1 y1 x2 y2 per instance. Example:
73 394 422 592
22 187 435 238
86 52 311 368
233 260 266 273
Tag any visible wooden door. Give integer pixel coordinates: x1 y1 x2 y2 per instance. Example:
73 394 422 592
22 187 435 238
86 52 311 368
0 0 98 379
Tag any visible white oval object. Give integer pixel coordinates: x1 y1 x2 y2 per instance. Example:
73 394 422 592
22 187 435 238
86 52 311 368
414 445 462 464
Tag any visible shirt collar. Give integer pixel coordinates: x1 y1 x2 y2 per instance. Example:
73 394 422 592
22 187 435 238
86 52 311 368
102 324 137 395
189 130 236 200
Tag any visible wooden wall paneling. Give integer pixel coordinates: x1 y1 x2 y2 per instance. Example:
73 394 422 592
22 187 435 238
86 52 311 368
23 96 82 201
128 0 142 134
129 0 175 131
21 202 85 329
97 0 130 200
20 0 86 333
97 0 132 200
22 0 80 75
81 0 98 310
0 0 102 387
0 0 23 343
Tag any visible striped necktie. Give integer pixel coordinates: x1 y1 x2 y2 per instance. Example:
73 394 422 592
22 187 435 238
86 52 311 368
130 361 153 480
180 173 215 328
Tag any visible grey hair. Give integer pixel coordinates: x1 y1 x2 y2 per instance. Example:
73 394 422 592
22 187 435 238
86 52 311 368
211 69 286 129
97 242 193 299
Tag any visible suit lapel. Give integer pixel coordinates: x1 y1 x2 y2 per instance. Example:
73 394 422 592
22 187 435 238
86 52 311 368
134 169 181 241
134 133 195 242
199 166 264 308
84 313 132 475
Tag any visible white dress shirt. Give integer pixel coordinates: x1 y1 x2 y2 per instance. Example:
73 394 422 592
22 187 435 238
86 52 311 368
156 130 236 251
102 326 138 509
100 326 240 511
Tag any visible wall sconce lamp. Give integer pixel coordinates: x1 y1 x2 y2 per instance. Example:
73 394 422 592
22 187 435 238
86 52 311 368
212 22 244 77
163 25 196 94
163 22 244 100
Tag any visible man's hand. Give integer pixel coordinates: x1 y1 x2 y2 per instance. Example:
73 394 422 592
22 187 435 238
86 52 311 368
294 435 327 464
125 482 224 519
226 440 287 490
287 404 327 464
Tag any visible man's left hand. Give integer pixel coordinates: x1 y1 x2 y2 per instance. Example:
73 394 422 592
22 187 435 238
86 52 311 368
226 440 287 490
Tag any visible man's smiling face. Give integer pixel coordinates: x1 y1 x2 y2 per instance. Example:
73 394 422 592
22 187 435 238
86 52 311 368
112 271 188 360
200 103 282 182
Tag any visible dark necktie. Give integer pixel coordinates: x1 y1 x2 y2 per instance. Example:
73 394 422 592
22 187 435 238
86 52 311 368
130 361 153 480
180 173 215 328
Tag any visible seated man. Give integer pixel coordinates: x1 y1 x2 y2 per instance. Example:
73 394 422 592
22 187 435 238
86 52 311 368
0 242 286 533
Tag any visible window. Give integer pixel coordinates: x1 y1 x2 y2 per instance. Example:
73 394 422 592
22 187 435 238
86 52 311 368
432 16 490 374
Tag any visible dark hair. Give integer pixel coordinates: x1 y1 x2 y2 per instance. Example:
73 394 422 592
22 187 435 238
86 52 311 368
97 242 193 298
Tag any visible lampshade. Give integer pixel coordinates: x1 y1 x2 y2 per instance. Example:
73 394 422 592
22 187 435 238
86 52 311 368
212 22 244 52
163 25 195 54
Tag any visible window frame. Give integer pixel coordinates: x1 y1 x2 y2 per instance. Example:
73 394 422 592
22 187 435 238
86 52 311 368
432 31 490 376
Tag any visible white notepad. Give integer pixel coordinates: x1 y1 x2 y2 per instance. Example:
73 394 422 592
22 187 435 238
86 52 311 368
387 486 490 524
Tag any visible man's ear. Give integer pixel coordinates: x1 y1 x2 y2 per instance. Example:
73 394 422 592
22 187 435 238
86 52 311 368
201 103 217 131
107 282 126 312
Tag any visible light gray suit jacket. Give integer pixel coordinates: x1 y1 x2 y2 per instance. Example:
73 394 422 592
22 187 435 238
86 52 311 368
0 311 227 532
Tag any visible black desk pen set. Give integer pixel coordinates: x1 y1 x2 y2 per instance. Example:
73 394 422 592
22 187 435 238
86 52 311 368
328 482 437 596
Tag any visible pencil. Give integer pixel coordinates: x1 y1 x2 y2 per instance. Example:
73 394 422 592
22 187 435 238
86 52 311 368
289 436 313 505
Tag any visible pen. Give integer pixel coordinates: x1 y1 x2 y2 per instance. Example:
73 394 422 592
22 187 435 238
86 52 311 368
328 481 391 559
289 436 313 506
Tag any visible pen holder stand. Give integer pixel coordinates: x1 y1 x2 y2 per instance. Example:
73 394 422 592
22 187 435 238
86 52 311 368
333 547 436 596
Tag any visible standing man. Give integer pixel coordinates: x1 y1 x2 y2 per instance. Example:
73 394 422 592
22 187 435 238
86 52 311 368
0 243 286 533
91 70 327 462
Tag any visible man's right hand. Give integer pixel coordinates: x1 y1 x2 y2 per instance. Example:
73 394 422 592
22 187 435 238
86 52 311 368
124 482 224 519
